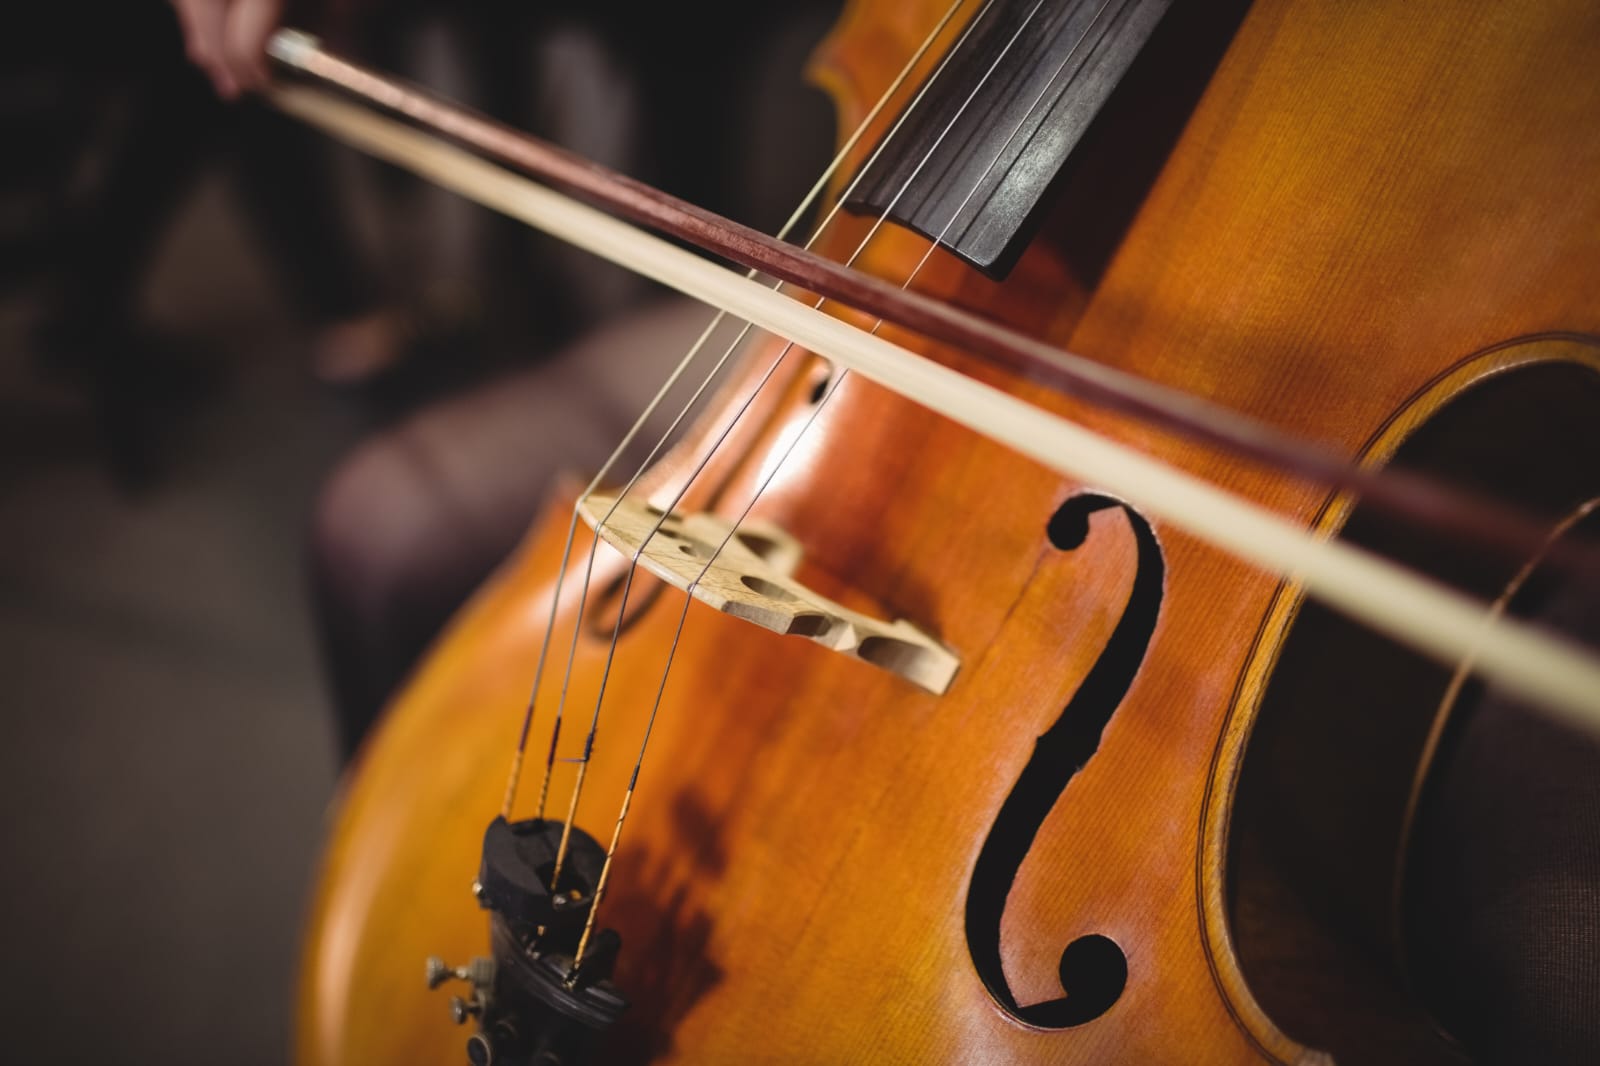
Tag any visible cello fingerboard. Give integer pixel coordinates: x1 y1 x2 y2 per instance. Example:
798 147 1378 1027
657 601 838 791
845 0 1173 278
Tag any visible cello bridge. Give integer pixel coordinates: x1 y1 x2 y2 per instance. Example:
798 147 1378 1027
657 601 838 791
579 494 959 694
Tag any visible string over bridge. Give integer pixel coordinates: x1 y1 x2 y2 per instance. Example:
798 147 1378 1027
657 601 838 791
579 494 959 694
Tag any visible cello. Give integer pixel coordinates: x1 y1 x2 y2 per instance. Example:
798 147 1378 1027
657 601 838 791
271 0 1600 1061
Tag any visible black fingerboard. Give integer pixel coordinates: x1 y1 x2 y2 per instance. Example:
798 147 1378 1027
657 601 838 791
845 0 1174 278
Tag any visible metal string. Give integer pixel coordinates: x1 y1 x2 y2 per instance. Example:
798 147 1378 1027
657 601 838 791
498 0 977 825
518 0 985 889
564 0 1115 973
544 0 1069 898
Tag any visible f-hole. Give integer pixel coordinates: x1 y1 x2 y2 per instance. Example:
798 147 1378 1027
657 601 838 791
965 493 1165 1029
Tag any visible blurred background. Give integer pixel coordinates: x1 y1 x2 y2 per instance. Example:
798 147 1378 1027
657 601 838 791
0 1 835 1061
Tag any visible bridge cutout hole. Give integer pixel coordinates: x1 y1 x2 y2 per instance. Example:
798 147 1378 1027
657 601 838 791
740 575 801 603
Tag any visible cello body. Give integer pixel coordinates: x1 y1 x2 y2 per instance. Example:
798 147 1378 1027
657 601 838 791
295 1 1600 1062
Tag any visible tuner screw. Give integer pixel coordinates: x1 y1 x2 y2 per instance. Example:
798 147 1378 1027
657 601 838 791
428 955 495 992
466 1032 495 1065
466 956 495 989
449 994 483 1026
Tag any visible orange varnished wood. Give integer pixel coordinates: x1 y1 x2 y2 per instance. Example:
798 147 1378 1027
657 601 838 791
296 2 1600 1063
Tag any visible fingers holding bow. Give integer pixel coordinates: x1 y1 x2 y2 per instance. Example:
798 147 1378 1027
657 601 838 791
172 0 285 99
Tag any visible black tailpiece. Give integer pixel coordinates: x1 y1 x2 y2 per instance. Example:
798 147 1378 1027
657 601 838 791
428 817 627 1066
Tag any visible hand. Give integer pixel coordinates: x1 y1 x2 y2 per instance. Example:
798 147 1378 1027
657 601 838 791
171 0 285 99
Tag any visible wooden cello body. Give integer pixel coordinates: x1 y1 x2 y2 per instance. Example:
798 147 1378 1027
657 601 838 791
294 1 1600 1062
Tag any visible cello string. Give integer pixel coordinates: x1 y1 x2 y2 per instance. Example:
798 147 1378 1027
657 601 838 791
565 0 1118 970
633 0 1125 734
900 0 1121 304
544 0 1024 889
501 0 979 824
603 0 1126 789
547 0 1062 900
527 3 1005 891
635 0 1128 691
